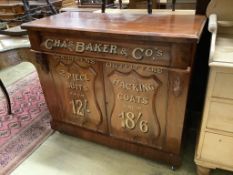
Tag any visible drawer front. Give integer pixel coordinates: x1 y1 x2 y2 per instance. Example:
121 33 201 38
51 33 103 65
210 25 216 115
40 34 171 67
201 132 233 168
37 33 193 69
212 72 233 100
207 101 233 133
48 54 108 133
104 61 169 149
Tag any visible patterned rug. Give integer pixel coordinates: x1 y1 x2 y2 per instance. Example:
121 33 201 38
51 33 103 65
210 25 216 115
0 71 53 175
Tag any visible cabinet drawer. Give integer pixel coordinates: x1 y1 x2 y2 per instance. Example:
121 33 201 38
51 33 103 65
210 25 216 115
40 35 171 67
201 132 233 167
38 33 193 69
207 101 233 133
212 72 233 100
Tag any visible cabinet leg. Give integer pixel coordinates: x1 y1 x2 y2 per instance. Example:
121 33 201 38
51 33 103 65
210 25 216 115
171 165 176 171
0 79 12 115
197 165 211 175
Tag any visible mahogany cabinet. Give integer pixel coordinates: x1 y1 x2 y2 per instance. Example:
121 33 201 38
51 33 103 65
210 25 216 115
22 12 205 167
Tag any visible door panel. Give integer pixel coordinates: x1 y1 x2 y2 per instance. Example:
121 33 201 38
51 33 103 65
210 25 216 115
104 61 168 149
49 54 107 133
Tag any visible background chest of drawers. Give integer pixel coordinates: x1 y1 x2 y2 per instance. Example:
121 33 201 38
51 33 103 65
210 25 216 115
195 50 233 175
195 1 233 173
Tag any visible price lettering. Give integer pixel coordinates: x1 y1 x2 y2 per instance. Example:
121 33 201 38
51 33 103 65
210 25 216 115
70 99 90 116
119 112 149 133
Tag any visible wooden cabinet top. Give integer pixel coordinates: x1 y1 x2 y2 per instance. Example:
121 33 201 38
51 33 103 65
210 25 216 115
22 12 206 42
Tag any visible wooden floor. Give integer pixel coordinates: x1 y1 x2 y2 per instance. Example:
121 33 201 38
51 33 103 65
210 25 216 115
10 131 233 175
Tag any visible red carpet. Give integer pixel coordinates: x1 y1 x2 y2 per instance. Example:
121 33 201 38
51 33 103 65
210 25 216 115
0 71 53 175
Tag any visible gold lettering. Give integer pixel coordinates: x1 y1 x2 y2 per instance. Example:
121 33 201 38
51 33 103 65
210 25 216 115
119 112 149 133
109 45 118 54
132 84 139 92
53 40 60 47
112 79 120 86
112 79 155 92
117 93 149 105
68 41 74 51
156 48 163 57
43 38 164 59
85 43 93 51
75 42 85 52
126 83 132 90
69 82 84 91
44 39 53 49
129 96 136 103
70 73 90 81
103 44 109 53
143 66 163 74
93 44 102 52
58 69 66 77
140 120 149 133
58 69 71 79
57 55 95 64
141 97 149 105
132 48 144 60
43 39 165 60
145 49 153 57
87 59 95 64
60 40 67 48
70 99 90 116
105 62 141 71
132 47 164 60
120 48 128 56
